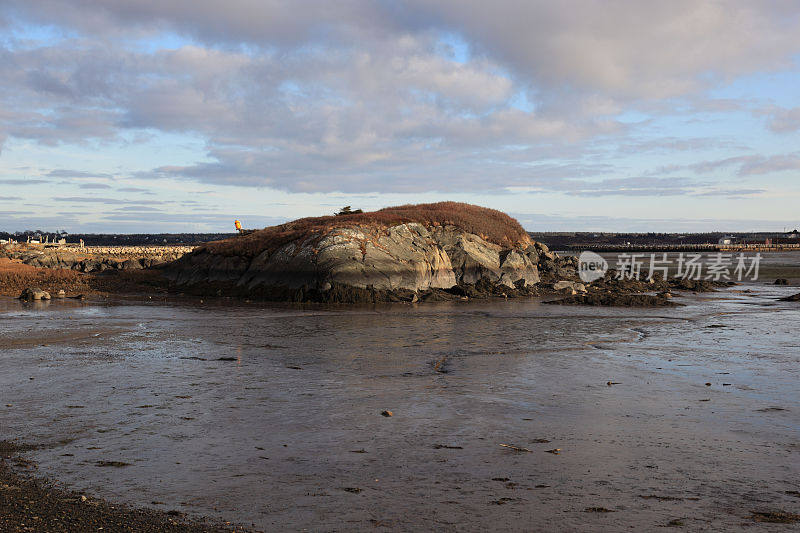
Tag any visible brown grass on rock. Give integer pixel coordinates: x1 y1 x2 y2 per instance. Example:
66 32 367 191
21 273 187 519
202 202 532 259
0 258 169 298
0 258 90 297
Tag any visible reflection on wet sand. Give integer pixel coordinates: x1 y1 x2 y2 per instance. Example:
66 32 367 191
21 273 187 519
1 285 799 531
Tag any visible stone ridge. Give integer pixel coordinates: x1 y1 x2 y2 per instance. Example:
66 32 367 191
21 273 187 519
167 223 545 292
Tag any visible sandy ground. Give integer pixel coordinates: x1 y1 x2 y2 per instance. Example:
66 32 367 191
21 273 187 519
1 284 799 531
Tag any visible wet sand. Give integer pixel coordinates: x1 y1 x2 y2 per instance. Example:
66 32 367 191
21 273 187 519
0 440 247 533
1 284 799 531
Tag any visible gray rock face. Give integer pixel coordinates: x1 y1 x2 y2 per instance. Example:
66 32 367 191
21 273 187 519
499 250 540 287
18 287 51 301
169 223 541 292
309 224 456 291
434 228 502 284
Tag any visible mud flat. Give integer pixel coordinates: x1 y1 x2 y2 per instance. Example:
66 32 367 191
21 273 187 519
0 441 249 533
1 282 799 531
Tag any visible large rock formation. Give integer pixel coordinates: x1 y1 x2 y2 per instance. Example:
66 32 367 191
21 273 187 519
167 222 541 293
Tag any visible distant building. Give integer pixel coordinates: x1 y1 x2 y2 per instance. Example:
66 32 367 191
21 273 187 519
787 229 800 239
718 236 735 245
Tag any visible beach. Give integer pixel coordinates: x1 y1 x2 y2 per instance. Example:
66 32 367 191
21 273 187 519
1 282 799 531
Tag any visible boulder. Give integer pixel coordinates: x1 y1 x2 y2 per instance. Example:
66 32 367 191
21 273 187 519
18 287 51 301
121 258 144 270
498 250 540 287
81 260 102 273
433 227 503 284
553 280 586 292
523 246 540 265
498 272 517 288
142 257 166 269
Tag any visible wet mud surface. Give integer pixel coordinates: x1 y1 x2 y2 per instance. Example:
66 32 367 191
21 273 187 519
0 440 246 532
1 283 799 531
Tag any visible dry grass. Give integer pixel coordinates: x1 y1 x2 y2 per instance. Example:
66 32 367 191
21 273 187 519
0 258 168 297
0 258 91 296
203 202 531 258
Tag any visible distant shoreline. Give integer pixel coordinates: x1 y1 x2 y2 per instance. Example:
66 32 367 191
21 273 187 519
558 244 800 253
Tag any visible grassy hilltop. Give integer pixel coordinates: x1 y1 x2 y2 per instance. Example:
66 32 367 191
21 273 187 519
202 202 532 258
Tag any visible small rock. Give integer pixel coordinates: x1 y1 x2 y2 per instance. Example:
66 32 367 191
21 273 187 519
553 280 586 293
56 290 66 298
95 460 131 467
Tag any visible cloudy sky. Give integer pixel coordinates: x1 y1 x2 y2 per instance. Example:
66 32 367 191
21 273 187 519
1 1 800 233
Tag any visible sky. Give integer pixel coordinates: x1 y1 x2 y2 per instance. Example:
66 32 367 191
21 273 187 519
1 1 800 234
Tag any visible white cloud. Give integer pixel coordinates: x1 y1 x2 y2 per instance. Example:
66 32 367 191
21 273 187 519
0 1 799 199
766 106 800 133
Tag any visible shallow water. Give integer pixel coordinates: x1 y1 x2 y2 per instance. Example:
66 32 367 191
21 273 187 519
1 284 799 531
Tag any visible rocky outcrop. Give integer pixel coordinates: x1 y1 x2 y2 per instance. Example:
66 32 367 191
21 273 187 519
167 223 543 294
238 223 457 291
431 227 539 287
544 292 681 307
9 251 169 273
18 287 51 301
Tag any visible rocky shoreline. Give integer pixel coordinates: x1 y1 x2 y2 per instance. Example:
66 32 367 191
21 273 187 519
7 246 185 273
0 203 746 306
2 234 735 307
